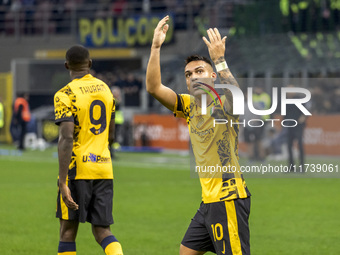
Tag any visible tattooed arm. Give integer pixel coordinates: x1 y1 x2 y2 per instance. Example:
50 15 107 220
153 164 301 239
214 56 240 114
203 28 239 114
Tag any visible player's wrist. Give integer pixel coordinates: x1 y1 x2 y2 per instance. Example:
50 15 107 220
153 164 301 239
213 56 225 64
215 60 228 72
58 180 67 187
151 44 161 50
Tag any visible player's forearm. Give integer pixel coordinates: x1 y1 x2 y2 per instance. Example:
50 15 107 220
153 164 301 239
214 57 240 89
146 47 162 95
58 136 73 185
214 57 239 112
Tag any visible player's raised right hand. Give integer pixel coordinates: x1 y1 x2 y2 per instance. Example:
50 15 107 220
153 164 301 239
151 15 169 49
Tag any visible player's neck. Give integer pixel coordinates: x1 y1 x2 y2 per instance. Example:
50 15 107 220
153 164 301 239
70 70 90 80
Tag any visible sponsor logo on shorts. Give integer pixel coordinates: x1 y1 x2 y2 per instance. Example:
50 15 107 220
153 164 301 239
82 153 111 163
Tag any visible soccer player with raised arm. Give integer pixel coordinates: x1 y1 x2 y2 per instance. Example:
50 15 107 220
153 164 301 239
146 16 251 255
54 45 123 255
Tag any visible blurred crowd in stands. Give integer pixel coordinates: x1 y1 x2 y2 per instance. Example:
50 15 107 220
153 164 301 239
1 0 340 37
0 0 206 35
310 83 340 114
91 69 142 107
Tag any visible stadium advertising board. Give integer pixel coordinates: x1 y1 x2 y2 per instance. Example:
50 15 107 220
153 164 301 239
134 114 188 150
303 115 340 156
133 114 340 156
78 14 174 47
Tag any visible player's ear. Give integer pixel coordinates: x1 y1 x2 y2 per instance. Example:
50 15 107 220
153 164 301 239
212 72 217 81
64 61 69 70
88 59 92 68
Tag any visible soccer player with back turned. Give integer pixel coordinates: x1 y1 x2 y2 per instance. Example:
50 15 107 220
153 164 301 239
146 16 251 255
54 45 123 255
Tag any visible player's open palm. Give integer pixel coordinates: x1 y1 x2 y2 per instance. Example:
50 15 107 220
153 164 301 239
152 15 169 48
202 28 227 62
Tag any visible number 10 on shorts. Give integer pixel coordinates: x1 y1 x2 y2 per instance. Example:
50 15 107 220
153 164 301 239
211 223 223 241
211 223 226 254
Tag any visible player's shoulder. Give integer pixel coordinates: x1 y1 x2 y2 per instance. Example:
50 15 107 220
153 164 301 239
87 74 108 85
54 84 72 99
85 74 111 92
178 93 193 103
179 93 192 98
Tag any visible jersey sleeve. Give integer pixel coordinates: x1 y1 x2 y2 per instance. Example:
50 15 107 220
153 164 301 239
54 89 74 125
173 93 191 119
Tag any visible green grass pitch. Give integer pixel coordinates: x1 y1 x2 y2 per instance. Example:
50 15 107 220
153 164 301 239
0 146 339 254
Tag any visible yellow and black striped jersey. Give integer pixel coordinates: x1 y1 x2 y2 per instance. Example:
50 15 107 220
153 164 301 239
54 74 115 180
174 93 250 203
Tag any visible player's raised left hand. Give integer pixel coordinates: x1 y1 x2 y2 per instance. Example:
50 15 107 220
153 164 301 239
202 28 227 63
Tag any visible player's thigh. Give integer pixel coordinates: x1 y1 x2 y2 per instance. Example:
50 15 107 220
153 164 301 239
88 179 114 226
206 198 251 255
180 244 206 255
181 204 215 254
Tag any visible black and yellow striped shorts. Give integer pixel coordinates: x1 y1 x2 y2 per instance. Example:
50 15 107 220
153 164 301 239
56 179 114 226
181 197 251 255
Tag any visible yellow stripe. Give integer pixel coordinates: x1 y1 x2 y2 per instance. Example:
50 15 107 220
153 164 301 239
0 73 13 143
236 177 247 198
60 180 69 220
105 242 123 255
35 48 136 60
225 200 242 255
58 252 76 255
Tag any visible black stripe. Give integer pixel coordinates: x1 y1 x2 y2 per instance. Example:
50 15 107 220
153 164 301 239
58 241 76 252
55 117 74 126
68 152 77 179
219 190 237 200
176 94 183 112
101 235 118 250
234 198 251 255
56 183 62 218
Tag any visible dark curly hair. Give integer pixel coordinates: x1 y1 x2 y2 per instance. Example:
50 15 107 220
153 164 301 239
185 54 212 67
65 45 90 70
